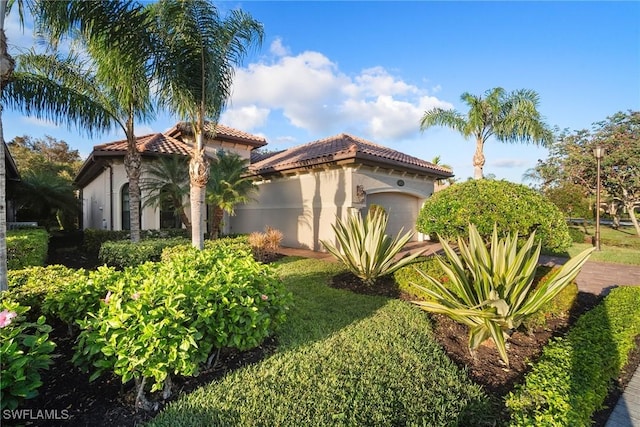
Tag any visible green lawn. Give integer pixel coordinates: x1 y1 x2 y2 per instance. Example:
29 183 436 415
149 258 492 427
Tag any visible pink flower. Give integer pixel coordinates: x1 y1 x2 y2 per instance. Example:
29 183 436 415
261 294 269 301
131 292 140 301
101 291 112 304
0 309 18 328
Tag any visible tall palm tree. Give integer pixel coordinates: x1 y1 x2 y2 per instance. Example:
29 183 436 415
206 150 256 239
420 87 553 180
140 155 191 231
149 0 263 249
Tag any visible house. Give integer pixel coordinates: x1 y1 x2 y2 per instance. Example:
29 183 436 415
74 124 453 250
74 124 266 231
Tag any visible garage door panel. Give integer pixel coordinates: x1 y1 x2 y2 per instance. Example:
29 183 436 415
366 193 419 241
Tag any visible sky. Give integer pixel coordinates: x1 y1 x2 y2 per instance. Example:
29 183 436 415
3 1 640 183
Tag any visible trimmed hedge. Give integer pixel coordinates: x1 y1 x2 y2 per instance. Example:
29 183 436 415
161 236 251 262
506 286 640 426
99 237 189 269
83 228 188 254
416 180 573 252
7 228 49 270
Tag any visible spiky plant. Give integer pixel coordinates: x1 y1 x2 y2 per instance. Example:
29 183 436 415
412 223 593 366
322 209 424 286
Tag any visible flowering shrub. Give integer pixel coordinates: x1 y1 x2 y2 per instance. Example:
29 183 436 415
73 245 291 408
0 301 56 410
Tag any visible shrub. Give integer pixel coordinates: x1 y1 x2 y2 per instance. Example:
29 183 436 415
7 228 49 270
73 245 291 408
3 265 85 317
99 237 189 269
161 236 251 262
393 257 448 301
416 180 573 252
567 227 586 244
83 228 188 254
412 224 593 366
249 226 283 262
322 209 424 286
521 266 579 331
0 301 56 410
506 286 640 426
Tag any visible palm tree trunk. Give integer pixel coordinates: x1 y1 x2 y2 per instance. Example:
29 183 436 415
189 130 209 249
1 8 13 291
473 137 485 180
124 116 141 242
210 206 224 239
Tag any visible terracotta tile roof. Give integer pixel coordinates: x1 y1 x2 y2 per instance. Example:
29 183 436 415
249 133 453 177
169 122 267 147
93 133 192 156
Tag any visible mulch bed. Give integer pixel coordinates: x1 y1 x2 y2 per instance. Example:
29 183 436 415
7 246 637 426
329 271 640 426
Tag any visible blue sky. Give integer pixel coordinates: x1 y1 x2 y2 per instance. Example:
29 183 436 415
4 1 639 183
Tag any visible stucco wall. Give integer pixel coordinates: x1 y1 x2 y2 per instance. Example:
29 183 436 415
230 167 353 250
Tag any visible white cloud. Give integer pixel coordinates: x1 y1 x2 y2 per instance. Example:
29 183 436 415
20 116 59 129
221 105 270 131
228 48 452 143
269 38 290 57
491 159 528 168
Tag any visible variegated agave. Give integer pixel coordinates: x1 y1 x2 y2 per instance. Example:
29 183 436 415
413 223 594 367
322 209 424 286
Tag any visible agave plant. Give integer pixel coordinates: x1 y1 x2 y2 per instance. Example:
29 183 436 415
322 209 424 286
413 224 594 367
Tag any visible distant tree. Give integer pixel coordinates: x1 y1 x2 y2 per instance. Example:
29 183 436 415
8 135 82 178
420 87 553 180
534 111 640 236
431 155 455 187
544 182 591 226
140 155 191 231
206 151 256 239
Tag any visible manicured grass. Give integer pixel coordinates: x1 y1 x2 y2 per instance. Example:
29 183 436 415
576 224 640 250
149 258 492 427
567 243 640 266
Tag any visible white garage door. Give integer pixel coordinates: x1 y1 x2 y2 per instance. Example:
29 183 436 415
366 193 420 241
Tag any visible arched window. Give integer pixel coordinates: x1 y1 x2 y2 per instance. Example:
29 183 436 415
159 185 181 229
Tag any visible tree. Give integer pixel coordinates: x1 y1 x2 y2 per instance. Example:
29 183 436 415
420 87 553 180
8 134 82 179
430 155 455 188
206 150 256 239
140 155 191 231
149 0 263 249
534 111 640 236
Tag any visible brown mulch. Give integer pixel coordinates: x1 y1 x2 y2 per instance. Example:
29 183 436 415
329 271 640 427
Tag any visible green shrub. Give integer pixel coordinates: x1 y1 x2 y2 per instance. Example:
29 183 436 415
567 227 586 244
322 209 424 285
7 228 49 270
3 265 85 316
161 236 251 262
412 224 593 366
417 180 573 252
73 245 291 408
506 286 640 426
0 301 56 410
99 237 189 269
393 257 448 301
83 228 188 254
521 266 579 331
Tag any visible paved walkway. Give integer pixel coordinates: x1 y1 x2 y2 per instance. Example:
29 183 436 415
278 242 640 426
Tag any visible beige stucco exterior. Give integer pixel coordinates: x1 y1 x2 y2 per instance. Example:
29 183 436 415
229 164 435 251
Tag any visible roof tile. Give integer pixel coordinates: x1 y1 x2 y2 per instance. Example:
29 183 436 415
93 133 192 156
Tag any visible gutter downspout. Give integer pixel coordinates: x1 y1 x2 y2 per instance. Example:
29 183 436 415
108 164 114 230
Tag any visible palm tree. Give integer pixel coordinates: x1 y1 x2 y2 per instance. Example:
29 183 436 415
149 0 263 249
140 155 191 231
420 87 553 180
431 155 455 188
206 150 256 239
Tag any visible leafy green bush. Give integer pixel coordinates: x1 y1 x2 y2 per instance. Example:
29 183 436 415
322 209 424 285
417 180 573 252
3 265 85 316
567 227 586 244
0 301 56 410
99 237 189 269
7 228 49 270
83 228 188 254
161 236 251 262
506 286 640 426
521 266 579 331
73 245 291 408
412 224 593 366
393 257 448 301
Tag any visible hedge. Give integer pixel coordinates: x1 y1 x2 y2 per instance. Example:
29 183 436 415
6 228 49 270
98 237 189 269
83 228 188 254
506 286 640 426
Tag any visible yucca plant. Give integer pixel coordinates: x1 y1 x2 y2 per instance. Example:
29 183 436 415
413 223 594 367
322 209 424 286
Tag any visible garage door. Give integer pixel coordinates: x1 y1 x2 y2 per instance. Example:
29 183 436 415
366 193 420 241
